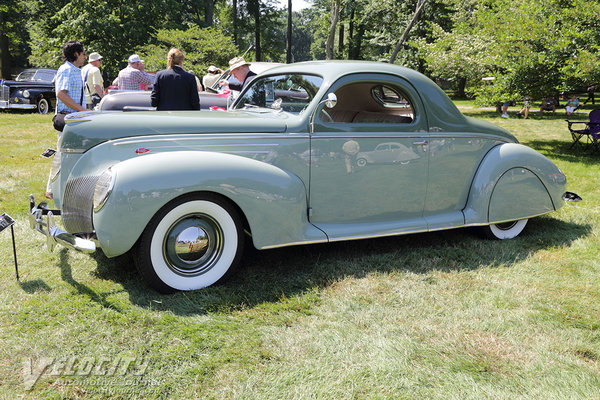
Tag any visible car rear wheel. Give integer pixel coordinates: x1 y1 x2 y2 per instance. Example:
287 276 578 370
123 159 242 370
482 219 528 240
37 98 49 114
134 194 244 293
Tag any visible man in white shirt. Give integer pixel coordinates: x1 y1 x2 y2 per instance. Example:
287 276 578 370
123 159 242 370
81 52 104 109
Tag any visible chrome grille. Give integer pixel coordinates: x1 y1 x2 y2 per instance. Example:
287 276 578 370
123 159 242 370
62 175 100 233
0 85 9 101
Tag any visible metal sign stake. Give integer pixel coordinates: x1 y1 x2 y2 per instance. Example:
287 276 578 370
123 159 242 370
11 225 19 281
0 213 18 281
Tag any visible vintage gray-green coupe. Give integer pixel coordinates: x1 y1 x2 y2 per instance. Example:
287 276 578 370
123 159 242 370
29 61 578 293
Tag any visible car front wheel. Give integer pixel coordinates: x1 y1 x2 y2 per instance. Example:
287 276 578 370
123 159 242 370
37 98 49 114
135 194 244 293
482 219 528 240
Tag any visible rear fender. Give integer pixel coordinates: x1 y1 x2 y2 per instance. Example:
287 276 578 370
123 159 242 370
93 151 326 257
463 143 566 225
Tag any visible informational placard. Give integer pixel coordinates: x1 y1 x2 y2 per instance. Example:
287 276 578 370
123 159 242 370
41 148 56 158
0 212 15 233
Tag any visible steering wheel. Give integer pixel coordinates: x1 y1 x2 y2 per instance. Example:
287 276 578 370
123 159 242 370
320 109 334 123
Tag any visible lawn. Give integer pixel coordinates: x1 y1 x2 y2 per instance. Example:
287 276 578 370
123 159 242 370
0 110 599 399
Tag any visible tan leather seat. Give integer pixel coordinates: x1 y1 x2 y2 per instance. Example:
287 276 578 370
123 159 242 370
327 110 358 123
353 111 412 124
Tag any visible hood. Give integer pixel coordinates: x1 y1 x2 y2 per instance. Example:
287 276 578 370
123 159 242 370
61 110 289 151
1 79 53 88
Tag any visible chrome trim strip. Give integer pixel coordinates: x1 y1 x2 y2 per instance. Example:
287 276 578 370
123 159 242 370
0 103 37 110
259 239 329 250
107 133 510 145
112 136 307 145
61 148 86 154
427 133 511 142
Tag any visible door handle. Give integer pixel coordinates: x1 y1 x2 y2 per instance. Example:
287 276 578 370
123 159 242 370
413 140 428 146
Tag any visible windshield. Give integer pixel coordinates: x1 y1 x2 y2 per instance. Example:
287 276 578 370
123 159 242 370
233 74 323 114
16 71 36 82
15 70 55 82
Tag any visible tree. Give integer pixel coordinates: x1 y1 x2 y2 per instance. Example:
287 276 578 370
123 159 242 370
0 0 33 78
419 0 600 103
27 0 183 76
389 0 427 63
138 26 238 73
325 0 340 59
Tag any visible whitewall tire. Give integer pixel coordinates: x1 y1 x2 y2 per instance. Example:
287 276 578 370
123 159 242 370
135 194 244 293
37 98 49 114
482 219 528 240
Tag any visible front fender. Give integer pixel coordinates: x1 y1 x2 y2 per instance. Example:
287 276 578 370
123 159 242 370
463 143 566 225
93 151 327 257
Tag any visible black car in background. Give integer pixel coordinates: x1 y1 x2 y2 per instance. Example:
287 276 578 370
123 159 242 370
0 68 57 114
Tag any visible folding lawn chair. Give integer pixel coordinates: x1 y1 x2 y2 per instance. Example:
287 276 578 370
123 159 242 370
566 109 600 152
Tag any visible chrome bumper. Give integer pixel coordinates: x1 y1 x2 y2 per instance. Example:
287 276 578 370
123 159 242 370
0 101 36 110
28 194 96 253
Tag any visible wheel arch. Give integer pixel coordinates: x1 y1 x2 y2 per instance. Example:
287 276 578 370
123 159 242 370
92 151 327 257
463 143 566 225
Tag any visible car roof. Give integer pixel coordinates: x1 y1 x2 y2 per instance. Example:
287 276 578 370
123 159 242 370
248 62 284 74
255 61 427 85
20 68 57 73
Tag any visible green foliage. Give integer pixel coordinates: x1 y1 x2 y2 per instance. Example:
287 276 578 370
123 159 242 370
27 0 184 76
419 0 600 103
137 26 238 73
0 0 34 76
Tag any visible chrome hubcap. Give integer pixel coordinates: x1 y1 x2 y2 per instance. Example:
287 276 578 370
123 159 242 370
163 214 223 276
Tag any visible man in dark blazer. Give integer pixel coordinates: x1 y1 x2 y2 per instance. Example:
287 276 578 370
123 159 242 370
151 48 200 111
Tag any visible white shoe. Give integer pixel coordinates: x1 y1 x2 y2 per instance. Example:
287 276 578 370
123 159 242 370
501 113 509 118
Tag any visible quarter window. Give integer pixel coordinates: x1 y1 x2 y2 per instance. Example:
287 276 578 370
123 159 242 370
320 82 414 124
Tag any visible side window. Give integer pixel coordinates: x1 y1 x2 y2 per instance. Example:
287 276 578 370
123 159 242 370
319 82 414 124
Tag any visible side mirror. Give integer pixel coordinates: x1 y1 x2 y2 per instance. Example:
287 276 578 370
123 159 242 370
310 92 338 134
324 92 337 109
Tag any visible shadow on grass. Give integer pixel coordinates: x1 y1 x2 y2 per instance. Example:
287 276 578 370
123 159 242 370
19 279 52 293
57 249 124 312
523 139 600 164
83 215 591 316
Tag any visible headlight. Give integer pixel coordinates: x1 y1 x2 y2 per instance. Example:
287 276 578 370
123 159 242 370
93 168 116 212
22 90 30 98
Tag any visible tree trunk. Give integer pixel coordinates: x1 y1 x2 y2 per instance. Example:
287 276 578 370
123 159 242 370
389 0 427 64
350 24 365 60
457 77 467 99
286 0 292 63
348 7 354 60
204 0 214 26
253 1 261 61
325 0 340 60
338 23 344 57
0 33 10 80
233 0 238 46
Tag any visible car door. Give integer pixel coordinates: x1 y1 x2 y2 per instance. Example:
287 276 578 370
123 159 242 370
308 73 430 240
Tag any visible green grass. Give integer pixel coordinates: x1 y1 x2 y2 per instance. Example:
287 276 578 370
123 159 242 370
1 110 599 399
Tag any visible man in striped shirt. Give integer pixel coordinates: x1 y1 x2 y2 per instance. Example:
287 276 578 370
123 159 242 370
117 54 152 90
